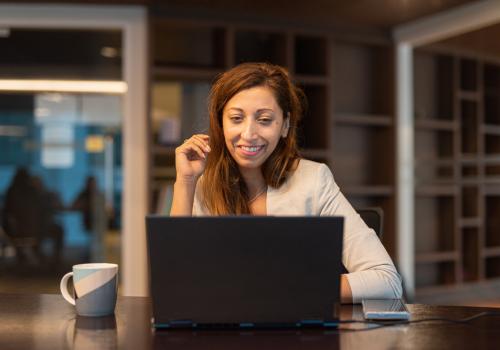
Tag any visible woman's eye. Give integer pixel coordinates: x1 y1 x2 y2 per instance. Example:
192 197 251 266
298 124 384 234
258 117 272 124
230 115 243 123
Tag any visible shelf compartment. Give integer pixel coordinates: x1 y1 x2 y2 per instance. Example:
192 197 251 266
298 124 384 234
485 195 500 247
461 164 478 179
415 261 456 288
294 35 327 76
484 63 500 90
332 125 394 187
485 257 500 279
415 195 456 254
459 58 478 92
484 95 500 125
297 83 328 149
484 63 500 126
485 134 500 155
333 42 392 115
415 128 455 183
152 80 210 147
485 163 500 177
460 100 478 155
152 22 226 69
462 186 479 218
416 128 454 160
415 162 455 185
414 51 454 121
234 30 287 66
461 228 480 282
484 155 500 178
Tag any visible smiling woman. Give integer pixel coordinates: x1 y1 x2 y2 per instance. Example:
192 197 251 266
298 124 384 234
169 62 403 304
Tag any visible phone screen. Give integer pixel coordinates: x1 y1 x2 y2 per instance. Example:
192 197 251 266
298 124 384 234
362 299 410 320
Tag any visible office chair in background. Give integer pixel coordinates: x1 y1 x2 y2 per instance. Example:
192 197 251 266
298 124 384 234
356 207 384 239
340 207 384 274
352 207 408 301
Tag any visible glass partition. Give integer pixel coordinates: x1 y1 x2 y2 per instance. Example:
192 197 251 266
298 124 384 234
0 28 124 293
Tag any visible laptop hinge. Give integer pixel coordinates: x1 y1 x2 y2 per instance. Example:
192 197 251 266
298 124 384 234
239 322 255 328
166 319 196 328
299 319 338 328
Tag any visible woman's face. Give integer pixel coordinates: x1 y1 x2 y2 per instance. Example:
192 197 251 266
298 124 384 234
222 85 288 171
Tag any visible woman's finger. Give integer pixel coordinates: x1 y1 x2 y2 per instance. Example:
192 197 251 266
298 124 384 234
189 136 211 153
193 134 209 140
178 141 206 160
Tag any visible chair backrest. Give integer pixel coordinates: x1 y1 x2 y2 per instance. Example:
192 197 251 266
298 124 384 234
341 207 384 275
356 207 384 239
352 207 408 301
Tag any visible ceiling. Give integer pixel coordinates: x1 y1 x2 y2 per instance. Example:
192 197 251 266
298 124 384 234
159 0 480 29
435 23 500 58
0 0 484 30
1 0 499 58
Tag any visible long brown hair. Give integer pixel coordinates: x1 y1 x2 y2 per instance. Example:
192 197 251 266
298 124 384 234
200 62 305 214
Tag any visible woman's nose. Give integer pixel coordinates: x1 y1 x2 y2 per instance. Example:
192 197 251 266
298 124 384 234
241 120 257 140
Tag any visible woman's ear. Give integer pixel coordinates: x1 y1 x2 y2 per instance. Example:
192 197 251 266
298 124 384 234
281 114 290 138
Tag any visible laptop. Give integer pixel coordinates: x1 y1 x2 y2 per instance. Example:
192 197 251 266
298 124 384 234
146 216 344 329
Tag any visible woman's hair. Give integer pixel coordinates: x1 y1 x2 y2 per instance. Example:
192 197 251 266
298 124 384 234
200 62 306 214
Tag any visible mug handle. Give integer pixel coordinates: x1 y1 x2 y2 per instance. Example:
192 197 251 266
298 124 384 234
60 272 75 306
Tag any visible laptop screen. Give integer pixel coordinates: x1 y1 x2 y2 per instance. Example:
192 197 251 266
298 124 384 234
146 216 344 328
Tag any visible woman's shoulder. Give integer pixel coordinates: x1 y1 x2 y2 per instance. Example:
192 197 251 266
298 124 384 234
275 158 332 192
293 158 332 179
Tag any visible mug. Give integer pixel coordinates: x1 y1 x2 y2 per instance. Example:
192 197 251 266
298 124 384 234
60 263 118 317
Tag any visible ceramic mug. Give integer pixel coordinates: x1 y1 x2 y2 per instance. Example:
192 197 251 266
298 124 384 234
60 263 118 317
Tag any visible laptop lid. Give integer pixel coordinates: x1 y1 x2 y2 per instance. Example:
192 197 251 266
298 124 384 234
146 216 344 328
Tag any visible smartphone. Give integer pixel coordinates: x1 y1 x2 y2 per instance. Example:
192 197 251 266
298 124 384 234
362 299 410 320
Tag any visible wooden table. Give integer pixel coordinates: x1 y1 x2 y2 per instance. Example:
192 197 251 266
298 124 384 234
1 293 499 349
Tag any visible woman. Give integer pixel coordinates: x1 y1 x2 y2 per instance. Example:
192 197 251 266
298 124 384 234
170 62 402 303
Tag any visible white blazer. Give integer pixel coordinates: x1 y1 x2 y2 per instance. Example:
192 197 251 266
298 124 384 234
193 159 403 302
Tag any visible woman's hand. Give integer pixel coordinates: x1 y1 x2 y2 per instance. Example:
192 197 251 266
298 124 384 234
175 134 211 183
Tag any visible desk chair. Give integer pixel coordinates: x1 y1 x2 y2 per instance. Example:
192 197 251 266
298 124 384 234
341 207 384 274
349 207 408 301
356 207 384 239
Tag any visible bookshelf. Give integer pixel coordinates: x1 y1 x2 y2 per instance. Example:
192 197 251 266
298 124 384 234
148 16 396 257
414 47 500 295
331 40 395 256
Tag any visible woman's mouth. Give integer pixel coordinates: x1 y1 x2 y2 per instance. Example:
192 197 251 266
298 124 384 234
237 145 265 156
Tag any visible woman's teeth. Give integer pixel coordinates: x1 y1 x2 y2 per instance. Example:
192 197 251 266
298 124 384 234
241 146 261 152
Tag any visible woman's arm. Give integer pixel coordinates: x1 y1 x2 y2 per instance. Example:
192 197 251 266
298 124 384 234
317 164 403 303
169 134 210 216
170 179 198 216
340 274 353 304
